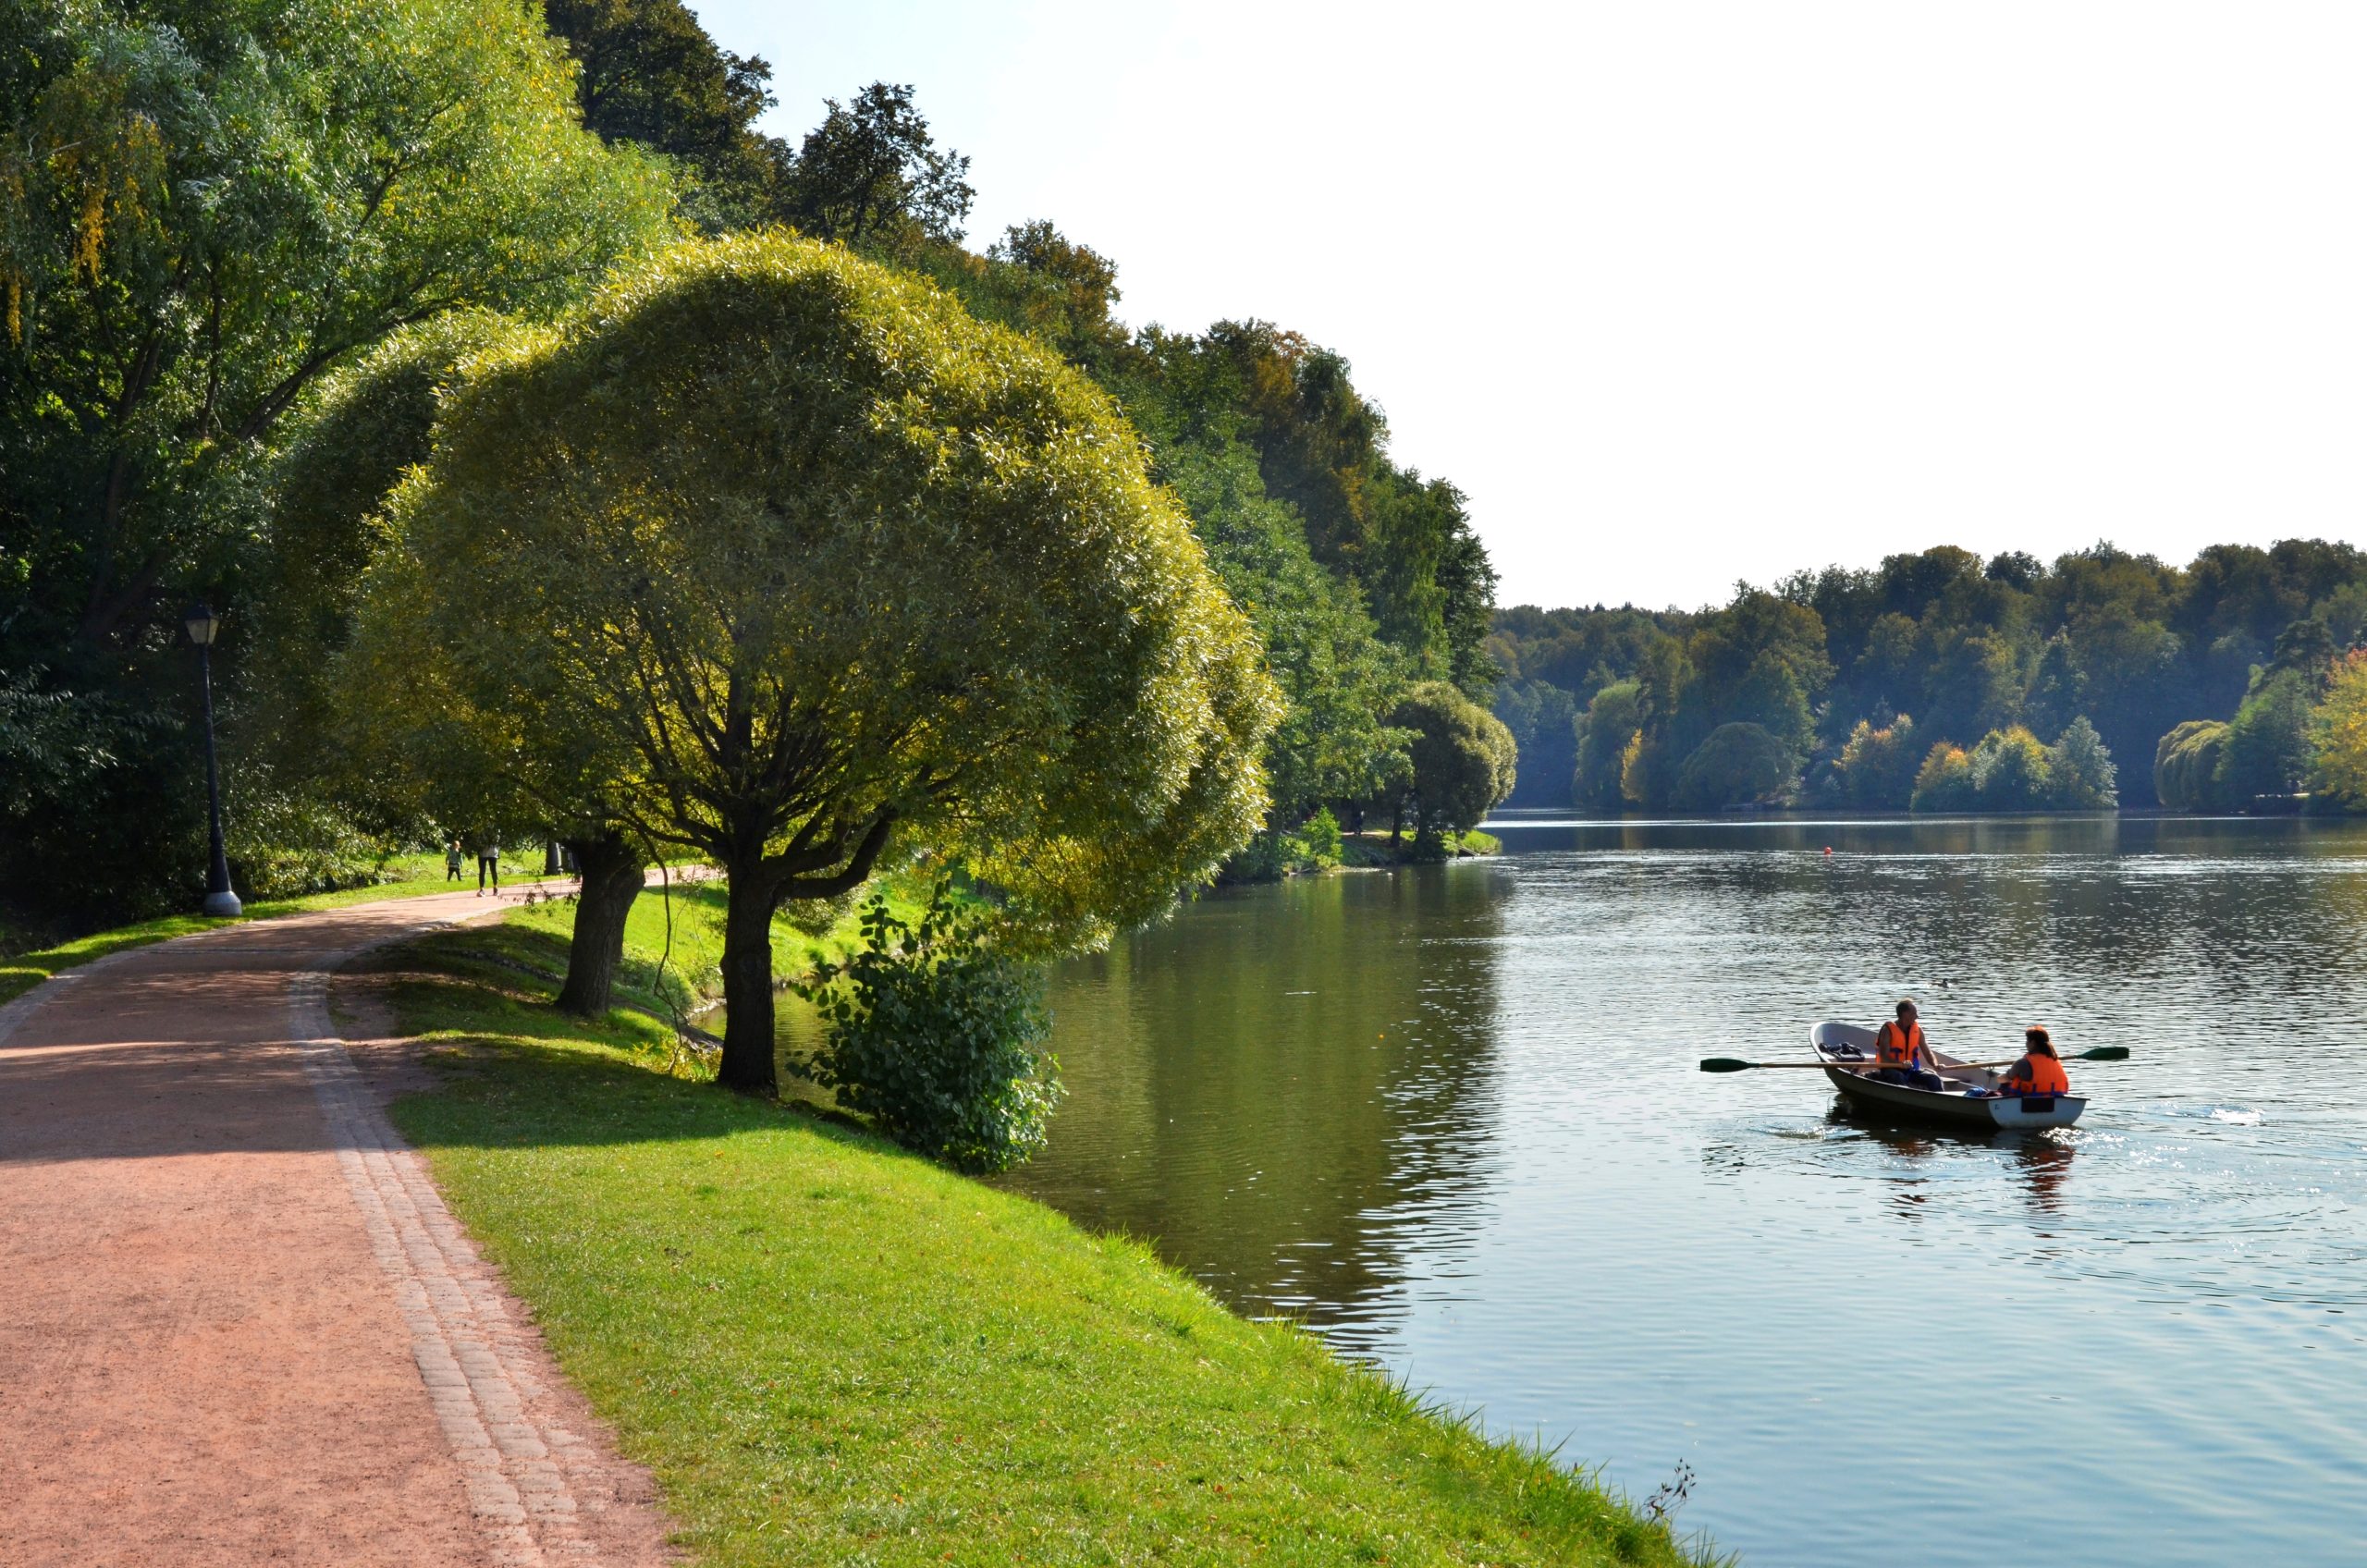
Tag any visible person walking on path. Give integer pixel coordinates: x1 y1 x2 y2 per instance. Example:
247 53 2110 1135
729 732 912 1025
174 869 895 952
476 837 500 897
444 837 464 882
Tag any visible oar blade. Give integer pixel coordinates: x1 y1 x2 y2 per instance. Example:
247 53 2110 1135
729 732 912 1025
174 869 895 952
2076 1046 2130 1061
1699 1058 1756 1073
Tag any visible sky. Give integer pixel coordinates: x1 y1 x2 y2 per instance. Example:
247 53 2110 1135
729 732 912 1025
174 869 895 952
690 1 2367 611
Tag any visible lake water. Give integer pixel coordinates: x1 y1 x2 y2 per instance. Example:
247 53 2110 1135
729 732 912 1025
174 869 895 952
997 815 2367 1567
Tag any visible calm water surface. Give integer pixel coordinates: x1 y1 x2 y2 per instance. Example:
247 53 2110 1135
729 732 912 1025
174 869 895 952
997 816 2367 1567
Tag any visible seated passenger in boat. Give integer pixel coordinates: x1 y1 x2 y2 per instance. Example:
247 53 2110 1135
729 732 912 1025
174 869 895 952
1998 1026 2071 1098
1874 999 1944 1091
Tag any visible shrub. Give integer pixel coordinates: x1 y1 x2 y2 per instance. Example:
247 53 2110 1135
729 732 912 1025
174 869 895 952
1572 680 1644 813
1673 721 1795 809
225 772 405 898
1299 806 1344 865
2154 720 2234 812
1967 725 2053 810
797 882 1061 1174
1219 807 1344 883
2313 649 2367 809
2045 717 2119 809
1909 742 1976 813
2220 668 2314 802
1833 714 1920 809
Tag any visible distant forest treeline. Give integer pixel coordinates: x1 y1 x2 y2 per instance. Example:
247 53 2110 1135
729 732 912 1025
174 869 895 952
1490 541 2367 812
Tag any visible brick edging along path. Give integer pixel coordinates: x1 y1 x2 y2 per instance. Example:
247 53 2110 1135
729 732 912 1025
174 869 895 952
0 890 678 1567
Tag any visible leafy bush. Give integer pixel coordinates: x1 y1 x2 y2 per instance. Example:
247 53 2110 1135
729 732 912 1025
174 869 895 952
1673 721 1794 809
2155 719 2235 812
1830 714 1920 808
2312 649 2367 808
796 882 1061 1174
1219 807 1343 883
1909 742 1977 813
1967 725 2053 809
2046 717 2119 808
224 767 407 899
2220 668 2315 802
1572 680 1644 813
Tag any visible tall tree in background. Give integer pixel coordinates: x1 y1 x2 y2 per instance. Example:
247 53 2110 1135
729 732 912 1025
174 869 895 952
543 0 789 228
780 82 975 249
0 0 673 920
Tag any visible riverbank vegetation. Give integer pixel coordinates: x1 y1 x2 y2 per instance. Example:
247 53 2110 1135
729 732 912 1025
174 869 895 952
1 0 1512 944
362 918 1712 1567
1492 540 2367 813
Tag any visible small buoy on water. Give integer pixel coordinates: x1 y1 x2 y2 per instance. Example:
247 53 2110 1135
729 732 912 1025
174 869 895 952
1823 846 1833 855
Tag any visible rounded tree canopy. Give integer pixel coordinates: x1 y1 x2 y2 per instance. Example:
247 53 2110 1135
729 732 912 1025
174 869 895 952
1392 680 1518 833
379 233 1280 944
1674 721 1794 810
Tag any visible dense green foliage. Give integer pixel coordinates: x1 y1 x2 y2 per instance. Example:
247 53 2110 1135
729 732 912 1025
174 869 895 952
1903 722 2116 813
1388 681 1518 838
532 18 1499 850
365 232 1279 1092
2155 720 2236 813
798 885 1060 1175
1493 541 2367 812
2313 651 2367 809
5 0 1501 930
0 0 672 921
379 934 1711 1567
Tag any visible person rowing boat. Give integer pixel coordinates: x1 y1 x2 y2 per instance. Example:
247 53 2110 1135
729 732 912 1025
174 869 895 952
1873 999 1943 1091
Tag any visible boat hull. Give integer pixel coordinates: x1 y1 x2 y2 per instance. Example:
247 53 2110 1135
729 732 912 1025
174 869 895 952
1810 1022 2085 1131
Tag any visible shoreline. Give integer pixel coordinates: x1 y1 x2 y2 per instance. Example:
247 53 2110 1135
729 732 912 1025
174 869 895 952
362 911 1720 1566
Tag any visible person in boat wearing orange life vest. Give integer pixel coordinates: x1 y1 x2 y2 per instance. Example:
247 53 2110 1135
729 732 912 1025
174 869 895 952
1874 999 1944 1091
1998 1025 2071 1097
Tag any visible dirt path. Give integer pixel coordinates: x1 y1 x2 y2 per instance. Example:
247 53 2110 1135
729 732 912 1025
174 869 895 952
0 890 679 1567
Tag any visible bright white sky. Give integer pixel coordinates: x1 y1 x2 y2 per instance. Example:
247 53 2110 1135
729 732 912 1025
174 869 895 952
690 1 2367 611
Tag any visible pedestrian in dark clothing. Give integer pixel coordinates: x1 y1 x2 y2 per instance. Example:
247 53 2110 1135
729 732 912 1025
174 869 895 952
477 839 500 896
445 838 464 882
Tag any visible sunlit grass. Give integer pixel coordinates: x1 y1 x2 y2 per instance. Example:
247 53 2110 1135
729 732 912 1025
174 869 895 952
0 853 570 1006
376 926 1721 1568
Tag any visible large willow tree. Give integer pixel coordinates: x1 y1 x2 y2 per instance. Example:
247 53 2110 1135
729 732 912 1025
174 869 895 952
374 235 1280 1093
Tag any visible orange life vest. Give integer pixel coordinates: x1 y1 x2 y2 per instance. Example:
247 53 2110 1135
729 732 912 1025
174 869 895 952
1876 1020 1925 1068
2002 1052 2069 1096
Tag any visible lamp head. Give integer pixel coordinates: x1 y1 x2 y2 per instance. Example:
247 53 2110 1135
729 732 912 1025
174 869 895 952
183 604 220 648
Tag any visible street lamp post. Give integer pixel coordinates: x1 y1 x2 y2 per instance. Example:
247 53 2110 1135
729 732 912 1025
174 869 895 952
184 604 243 918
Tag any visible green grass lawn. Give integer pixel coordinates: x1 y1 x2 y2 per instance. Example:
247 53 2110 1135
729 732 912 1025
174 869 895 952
0 851 570 1006
374 922 1719 1567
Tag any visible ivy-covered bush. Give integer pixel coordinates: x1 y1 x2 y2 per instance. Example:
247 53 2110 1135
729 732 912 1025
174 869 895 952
797 882 1061 1174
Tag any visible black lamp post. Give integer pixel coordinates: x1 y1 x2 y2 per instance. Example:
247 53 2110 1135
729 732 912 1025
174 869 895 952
184 604 242 917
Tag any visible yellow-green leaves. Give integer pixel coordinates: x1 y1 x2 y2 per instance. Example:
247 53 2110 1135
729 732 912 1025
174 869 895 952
379 233 1279 948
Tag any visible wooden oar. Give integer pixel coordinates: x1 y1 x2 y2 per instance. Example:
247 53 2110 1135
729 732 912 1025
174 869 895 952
1699 1046 2128 1073
1940 1047 2130 1069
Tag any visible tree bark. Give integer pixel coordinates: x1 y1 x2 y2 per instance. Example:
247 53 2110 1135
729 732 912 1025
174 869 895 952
717 871 779 1096
555 831 644 1018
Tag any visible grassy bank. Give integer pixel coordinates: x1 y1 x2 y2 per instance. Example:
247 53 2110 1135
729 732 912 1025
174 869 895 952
0 853 572 1007
366 913 1716 1567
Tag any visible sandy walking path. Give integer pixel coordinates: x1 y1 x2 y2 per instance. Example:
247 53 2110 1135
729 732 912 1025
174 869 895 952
0 889 678 1567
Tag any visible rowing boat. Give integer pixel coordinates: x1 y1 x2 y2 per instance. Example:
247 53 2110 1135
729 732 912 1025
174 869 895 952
1810 1022 2087 1130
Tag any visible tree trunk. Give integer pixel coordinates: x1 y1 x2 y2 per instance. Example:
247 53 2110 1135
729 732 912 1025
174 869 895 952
555 831 643 1018
717 872 779 1096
